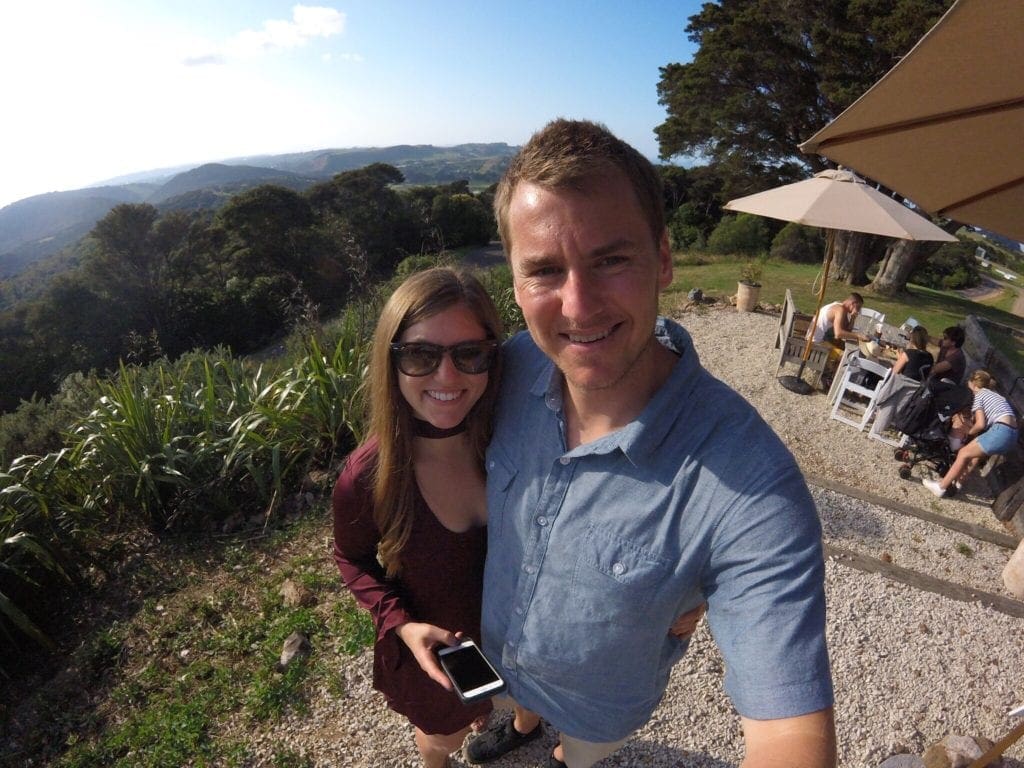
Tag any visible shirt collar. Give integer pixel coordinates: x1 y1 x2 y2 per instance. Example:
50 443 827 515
527 318 700 464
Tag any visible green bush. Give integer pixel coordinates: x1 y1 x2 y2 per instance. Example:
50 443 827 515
910 240 981 290
706 214 771 257
770 222 824 263
668 203 707 251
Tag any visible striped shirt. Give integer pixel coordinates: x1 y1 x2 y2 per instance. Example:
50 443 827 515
973 388 1015 426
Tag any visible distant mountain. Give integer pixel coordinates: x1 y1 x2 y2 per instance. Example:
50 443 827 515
0 144 517 278
148 163 320 203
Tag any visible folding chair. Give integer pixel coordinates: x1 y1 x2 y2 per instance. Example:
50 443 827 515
853 306 885 334
830 355 892 430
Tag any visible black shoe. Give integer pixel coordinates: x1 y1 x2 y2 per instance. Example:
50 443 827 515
465 717 543 764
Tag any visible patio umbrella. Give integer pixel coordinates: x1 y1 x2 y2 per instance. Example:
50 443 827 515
800 0 1024 243
724 168 955 393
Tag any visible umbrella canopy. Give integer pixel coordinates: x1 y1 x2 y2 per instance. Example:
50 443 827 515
800 0 1024 243
724 169 956 242
724 169 954 393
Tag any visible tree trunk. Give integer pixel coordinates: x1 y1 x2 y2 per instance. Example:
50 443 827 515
868 219 962 295
831 230 884 285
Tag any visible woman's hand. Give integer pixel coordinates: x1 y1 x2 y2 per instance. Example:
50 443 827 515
670 603 707 640
395 621 461 690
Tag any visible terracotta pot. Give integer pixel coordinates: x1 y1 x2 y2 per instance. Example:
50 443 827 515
736 281 761 312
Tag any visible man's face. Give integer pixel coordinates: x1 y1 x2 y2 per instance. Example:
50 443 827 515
843 299 862 316
505 171 672 394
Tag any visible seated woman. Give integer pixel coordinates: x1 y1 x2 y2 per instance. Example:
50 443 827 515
923 369 1019 498
891 326 933 382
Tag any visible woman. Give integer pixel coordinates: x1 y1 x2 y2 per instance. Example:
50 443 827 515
891 326 933 382
333 267 503 768
923 369 1018 498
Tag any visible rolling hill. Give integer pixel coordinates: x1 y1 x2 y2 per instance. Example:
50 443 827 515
0 144 517 278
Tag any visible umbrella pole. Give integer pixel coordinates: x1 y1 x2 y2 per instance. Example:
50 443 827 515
779 229 837 394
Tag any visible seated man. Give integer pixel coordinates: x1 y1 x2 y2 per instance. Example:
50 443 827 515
929 325 966 384
808 293 869 386
809 293 869 346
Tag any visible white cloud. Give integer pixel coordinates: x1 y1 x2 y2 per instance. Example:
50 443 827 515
338 52 364 62
225 5 345 58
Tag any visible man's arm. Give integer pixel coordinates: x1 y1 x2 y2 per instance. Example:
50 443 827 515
740 708 836 768
831 308 864 343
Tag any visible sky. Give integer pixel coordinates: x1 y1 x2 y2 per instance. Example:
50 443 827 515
0 0 703 210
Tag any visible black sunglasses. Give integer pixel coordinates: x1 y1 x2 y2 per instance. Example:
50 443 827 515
389 340 498 377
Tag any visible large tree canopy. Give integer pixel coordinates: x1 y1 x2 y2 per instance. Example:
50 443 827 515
656 0 952 196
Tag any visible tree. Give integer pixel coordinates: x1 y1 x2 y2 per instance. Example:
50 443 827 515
656 0 953 290
429 193 494 248
657 0 950 184
307 164 421 275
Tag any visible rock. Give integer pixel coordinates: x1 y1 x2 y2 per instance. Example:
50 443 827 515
879 755 925 768
279 579 316 608
923 734 999 768
687 288 703 302
277 631 312 672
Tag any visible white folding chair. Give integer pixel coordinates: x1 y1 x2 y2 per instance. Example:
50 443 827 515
830 355 892 431
853 306 885 334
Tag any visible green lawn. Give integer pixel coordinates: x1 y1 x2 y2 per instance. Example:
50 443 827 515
664 254 1024 338
663 254 1024 375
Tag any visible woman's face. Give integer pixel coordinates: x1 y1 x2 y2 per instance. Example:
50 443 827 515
395 303 491 430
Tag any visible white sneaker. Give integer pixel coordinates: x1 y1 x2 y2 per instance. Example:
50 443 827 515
923 478 947 497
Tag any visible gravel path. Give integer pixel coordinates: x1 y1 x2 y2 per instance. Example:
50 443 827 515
299 306 1024 768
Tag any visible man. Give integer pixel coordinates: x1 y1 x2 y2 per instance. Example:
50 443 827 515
810 293 868 346
929 325 966 384
467 119 835 768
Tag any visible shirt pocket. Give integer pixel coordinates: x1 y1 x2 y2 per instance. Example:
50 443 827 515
570 526 672 623
485 441 518 536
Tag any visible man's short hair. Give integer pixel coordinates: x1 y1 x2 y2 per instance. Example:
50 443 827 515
943 325 966 347
493 119 665 252
847 292 864 306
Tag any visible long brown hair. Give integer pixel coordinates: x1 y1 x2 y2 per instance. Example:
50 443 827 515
367 267 503 577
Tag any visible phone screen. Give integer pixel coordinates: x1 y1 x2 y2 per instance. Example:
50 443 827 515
437 642 504 701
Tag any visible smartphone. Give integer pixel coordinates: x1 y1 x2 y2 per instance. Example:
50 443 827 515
436 639 506 704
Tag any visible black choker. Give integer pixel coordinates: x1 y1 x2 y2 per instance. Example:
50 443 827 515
413 418 468 439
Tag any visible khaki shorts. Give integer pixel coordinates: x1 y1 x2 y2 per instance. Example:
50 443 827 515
491 697 630 768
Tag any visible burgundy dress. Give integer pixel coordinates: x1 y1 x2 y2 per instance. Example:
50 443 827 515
332 438 491 734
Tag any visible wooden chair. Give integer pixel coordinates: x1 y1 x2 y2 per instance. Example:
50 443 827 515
775 289 832 387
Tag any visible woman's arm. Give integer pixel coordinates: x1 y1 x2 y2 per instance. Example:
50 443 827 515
891 350 908 376
966 408 987 438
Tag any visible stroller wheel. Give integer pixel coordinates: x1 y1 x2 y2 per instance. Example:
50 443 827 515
936 462 950 477
898 464 912 480
894 449 909 461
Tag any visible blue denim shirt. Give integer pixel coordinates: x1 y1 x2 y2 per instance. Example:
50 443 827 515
482 318 833 742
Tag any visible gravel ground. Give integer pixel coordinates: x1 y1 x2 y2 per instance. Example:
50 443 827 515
285 306 1024 768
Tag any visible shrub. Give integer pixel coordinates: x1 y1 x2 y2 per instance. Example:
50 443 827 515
668 204 707 251
706 214 771 256
910 240 981 290
770 222 824 263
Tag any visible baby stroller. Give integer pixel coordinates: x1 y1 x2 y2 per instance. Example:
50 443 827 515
891 377 973 487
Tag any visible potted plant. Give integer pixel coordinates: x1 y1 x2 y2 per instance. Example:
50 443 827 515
736 259 763 312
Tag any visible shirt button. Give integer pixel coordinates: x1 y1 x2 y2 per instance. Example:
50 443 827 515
536 516 548 527
488 460 495 469
523 565 537 574
611 561 627 576
515 606 524 615
559 456 570 465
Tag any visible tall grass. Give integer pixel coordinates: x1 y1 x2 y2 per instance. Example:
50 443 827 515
0 309 373 660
